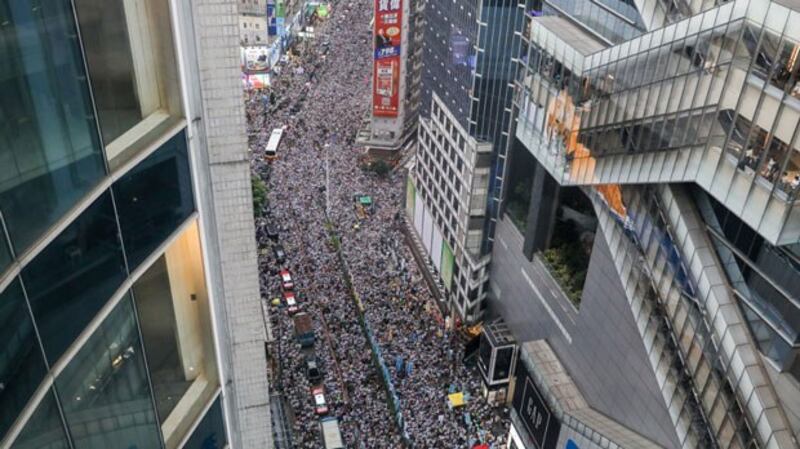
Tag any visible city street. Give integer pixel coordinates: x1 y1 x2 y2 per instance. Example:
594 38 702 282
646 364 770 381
247 1 510 448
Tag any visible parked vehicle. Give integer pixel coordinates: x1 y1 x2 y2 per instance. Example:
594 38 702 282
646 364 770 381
293 312 315 347
311 385 328 415
284 291 300 315
305 355 322 383
274 245 287 264
319 417 344 449
279 268 294 290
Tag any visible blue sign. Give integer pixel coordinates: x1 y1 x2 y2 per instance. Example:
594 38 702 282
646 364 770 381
566 440 579 449
267 3 277 35
276 17 286 37
374 45 401 60
450 34 468 66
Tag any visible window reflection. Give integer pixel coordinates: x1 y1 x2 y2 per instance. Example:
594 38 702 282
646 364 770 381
697 191 800 373
182 396 227 449
0 0 106 256
114 131 194 271
9 389 69 449
133 222 218 448
23 192 127 363
133 257 191 422
0 279 47 441
72 0 183 169
55 295 162 449
73 0 141 144
0 222 11 274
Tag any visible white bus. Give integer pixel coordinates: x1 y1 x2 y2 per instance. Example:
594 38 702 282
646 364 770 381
265 127 285 160
319 417 344 449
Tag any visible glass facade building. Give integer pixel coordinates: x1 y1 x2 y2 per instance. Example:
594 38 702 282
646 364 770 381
496 0 800 448
0 0 267 447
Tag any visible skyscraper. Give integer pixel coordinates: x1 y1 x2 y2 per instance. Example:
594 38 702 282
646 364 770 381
0 0 271 448
407 0 528 323
410 0 800 447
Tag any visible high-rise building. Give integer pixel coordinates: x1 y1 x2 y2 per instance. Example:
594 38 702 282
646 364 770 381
407 0 528 323
358 0 425 153
0 0 271 448
410 0 800 448
494 0 800 448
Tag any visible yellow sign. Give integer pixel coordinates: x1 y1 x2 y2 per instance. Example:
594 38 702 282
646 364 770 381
448 392 466 408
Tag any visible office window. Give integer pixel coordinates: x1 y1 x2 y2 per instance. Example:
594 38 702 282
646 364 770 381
0 279 48 441
55 295 162 449
132 222 218 448
9 389 70 449
0 0 106 257
73 0 183 169
0 223 10 274
182 396 227 449
23 192 128 363
114 131 194 270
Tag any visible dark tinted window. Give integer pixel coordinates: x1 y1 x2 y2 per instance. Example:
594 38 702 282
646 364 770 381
9 389 69 449
114 131 194 269
0 0 106 256
183 396 227 449
55 295 162 449
0 279 47 440
493 346 513 380
478 333 492 374
23 192 127 362
0 223 11 273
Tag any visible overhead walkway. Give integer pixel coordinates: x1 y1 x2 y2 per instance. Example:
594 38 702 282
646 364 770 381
515 0 800 245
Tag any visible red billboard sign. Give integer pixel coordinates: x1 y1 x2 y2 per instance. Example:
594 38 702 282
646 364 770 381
373 0 402 117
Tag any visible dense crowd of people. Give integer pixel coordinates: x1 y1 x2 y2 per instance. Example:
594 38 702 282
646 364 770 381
247 2 510 447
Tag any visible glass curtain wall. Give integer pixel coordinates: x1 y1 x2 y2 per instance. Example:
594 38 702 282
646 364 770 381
132 221 219 448
0 219 12 273
22 192 128 364
420 0 478 127
0 279 48 441
55 294 163 449
10 390 70 449
0 0 185 267
543 0 646 44
181 397 227 449
72 0 183 170
696 190 800 376
0 0 107 258
0 130 213 449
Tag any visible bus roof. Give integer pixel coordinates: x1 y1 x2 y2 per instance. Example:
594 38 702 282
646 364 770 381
320 418 344 449
266 128 285 154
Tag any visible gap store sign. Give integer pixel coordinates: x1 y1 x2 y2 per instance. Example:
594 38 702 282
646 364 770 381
512 363 560 449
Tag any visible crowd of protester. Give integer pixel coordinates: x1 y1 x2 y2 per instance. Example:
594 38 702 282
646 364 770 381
247 2 510 447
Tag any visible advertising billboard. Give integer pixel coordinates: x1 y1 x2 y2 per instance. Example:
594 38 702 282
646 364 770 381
276 0 286 36
372 0 402 117
440 241 454 290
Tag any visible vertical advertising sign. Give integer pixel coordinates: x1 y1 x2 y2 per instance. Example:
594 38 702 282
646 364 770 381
267 0 277 36
373 0 402 117
276 0 286 37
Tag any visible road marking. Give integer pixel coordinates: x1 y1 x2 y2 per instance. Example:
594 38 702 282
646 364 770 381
521 268 573 344
498 235 509 250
